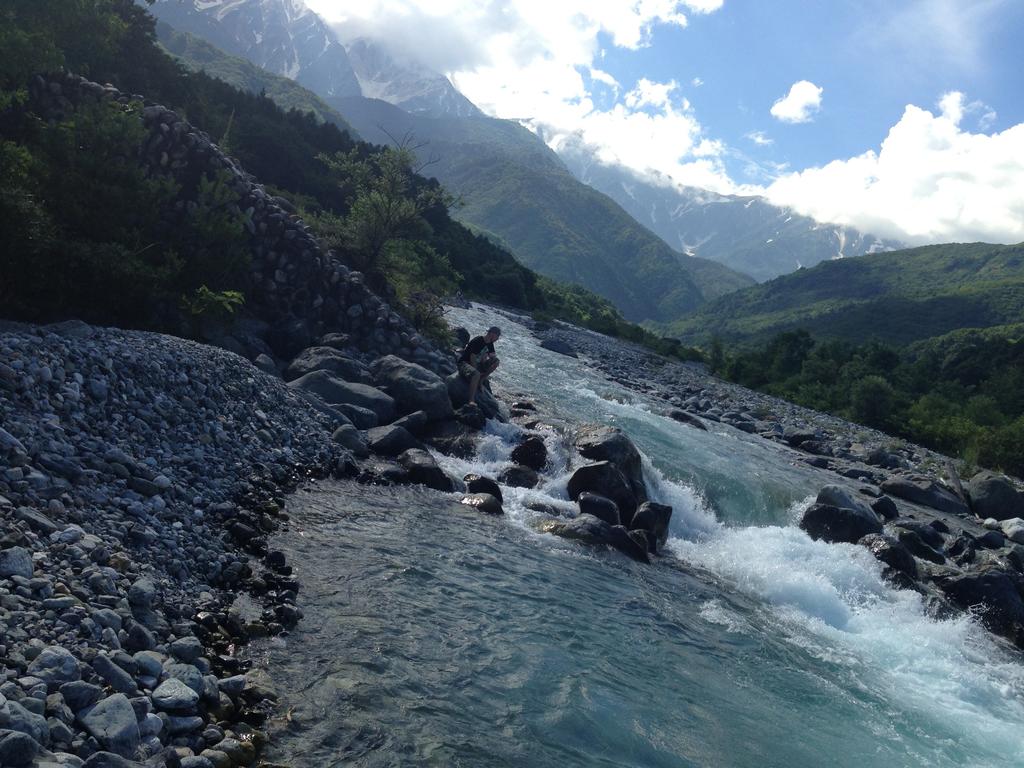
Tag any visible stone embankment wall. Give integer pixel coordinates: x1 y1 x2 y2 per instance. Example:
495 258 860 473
27 73 453 374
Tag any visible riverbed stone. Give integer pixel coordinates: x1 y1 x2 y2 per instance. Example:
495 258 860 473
630 501 673 551
967 471 1024 521
858 533 918 581
152 679 199 714
366 425 424 457
396 449 454 492
510 436 547 471
567 462 637 519
0 546 33 578
28 647 80 689
880 477 968 516
498 465 539 489
574 425 647 508
800 503 882 544
0 730 38 766
289 371 396 422
285 346 372 384
78 694 139 758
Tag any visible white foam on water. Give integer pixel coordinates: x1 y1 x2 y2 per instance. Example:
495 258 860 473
641 455 719 539
670 522 1024 762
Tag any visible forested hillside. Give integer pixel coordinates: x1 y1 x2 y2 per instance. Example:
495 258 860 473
0 0 688 357
673 242 1024 345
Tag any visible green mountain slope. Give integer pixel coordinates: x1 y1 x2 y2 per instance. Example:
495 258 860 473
672 242 1024 345
156 22 357 136
335 97 755 324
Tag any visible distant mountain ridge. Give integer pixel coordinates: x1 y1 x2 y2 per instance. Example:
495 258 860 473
670 242 1024 347
147 0 757 324
555 139 904 282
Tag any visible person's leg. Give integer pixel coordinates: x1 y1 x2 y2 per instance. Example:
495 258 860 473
480 357 499 379
467 371 482 404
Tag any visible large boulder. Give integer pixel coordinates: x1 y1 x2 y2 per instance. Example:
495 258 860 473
331 424 369 458
631 501 673 552
289 371 396 423
815 485 875 518
285 347 372 384
365 425 424 457
372 355 453 420
880 476 968 516
421 420 477 458
539 514 649 563
858 533 918 581
397 449 454 492
464 474 503 503
445 373 504 421
499 465 539 489
27 646 80 689
511 436 547 471
800 503 882 544
574 425 648 510
935 566 1024 644
967 471 1024 521
540 338 578 358
568 462 639 522
77 693 140 758
577 492 620 526
0 546 33 579
460 493 503 515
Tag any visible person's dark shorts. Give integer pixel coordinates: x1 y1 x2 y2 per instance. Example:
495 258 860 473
458 361 479 380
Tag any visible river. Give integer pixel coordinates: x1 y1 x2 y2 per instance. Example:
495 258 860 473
260 304 1024 767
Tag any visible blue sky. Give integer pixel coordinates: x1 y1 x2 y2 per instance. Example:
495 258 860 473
310 0 1024 244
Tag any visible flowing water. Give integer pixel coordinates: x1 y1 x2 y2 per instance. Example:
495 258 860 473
261 305 1024 767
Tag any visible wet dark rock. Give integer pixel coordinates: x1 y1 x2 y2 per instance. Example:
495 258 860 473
783 427 818 447
463 474 502 503
858 533 918 580
871 496 900 521
977 529 1007 549
935 566 1024 644
880 477 968 516
894 529 945 564
574 425 647 509
510 436 547 471
892 519 945 549
453 403 486 430
365 425 424 457
460 493 503 515
800 503 882 544
371 355 454 420
397 449 454 492
567 462 637 519
539 514 648 563
966 471 1024 521
577 492 620 526
631 501 673 551
421 420 477 458
0 731 37 766
498 465 539 489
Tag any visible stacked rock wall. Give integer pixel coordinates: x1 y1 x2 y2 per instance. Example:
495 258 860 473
27 72 454 374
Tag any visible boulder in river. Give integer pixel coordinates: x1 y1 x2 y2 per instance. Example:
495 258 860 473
499 465 539 489
511 435 548 471
568 462 638 522
880 476 968 516
461 493 503 515
577 492 621 526
668 410 707 431
631 501 673 552
397 449 455 492
935 566 1024 645
539 514 649 563
421 420 477 458
372 355 454 420
573 425 648 511
464 474 503 503
800 498 882 544
858 533 918 581
966 471 1024 521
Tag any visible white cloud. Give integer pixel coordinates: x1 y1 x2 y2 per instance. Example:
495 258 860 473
691 76 704 87
306 0 737 192
770 80 823 123
765 92 1024 244
746 130 773 146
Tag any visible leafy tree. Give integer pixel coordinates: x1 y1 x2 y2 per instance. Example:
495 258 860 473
849 375 896 428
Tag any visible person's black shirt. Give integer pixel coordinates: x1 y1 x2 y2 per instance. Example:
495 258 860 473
459 336 494 365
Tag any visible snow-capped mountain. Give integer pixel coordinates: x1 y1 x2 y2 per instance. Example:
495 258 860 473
344 38 482 119
149 0 361 98
554 137 903 282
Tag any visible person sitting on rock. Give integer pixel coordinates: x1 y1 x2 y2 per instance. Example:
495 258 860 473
458 326 501 404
